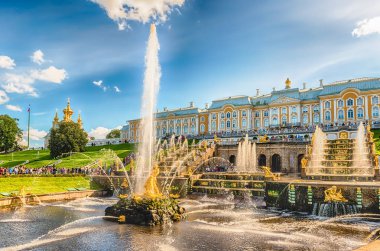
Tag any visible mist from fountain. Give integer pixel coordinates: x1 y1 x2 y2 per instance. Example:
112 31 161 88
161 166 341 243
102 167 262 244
236 134 257 172
308 126 326 175
353 122 371 170
135 24 161 194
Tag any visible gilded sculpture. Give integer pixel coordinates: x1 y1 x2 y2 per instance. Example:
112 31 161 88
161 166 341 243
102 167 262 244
324 186 347 203
143 164 162 198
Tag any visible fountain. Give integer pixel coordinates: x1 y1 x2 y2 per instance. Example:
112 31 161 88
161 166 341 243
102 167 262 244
236 134 257 172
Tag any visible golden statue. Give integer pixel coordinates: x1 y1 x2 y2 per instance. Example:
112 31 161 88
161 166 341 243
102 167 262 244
374 155 379 168
324 186 347 203
285 78 291 89
301 157 308 169
121 178 129 189
262 166 280 180
143 164 162 198
213 135 221 144
259 135 268 143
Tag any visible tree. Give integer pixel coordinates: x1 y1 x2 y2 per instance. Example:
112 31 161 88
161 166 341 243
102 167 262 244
0 115 22 153
49 121 88 158
106 129 121 139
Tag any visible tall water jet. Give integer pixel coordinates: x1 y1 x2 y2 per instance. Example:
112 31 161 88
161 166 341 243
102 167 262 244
308 126 326 175
135 24 161 194
236 135 257 172
353 122 371 173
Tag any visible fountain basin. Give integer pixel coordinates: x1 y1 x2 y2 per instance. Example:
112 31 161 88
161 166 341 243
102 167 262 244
105 196 185 226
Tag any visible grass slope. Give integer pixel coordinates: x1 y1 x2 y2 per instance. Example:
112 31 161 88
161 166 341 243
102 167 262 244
373 129 380 155
0 143 136 168
0 176 102 196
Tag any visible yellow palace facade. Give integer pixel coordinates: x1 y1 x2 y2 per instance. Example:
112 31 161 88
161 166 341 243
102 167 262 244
122 77 380 142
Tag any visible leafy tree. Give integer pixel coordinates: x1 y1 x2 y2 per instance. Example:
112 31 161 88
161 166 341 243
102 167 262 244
49 121 88 158
0 115 22 153
106 129 121 139
90 136 95 140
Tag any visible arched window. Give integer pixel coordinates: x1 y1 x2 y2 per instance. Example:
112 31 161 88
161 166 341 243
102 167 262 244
292 106 297 113
282 116 287 124
191 117 195 122
242 118 247 127
255 119 260 128
200 124 205 133
313 114 320 124
347 99 354 106
291 116 297 124
373 106 379 117
226 112 231 119
220 112 225 119
226 121 231 128
232 111 237 118
191 124 195 133
211 122 216 130
347 109 354 119
338 100 344 108
303 115 308 124
200 117 205 122
232 119 237 128
282 107 287 114
325 101 331 109
303 106 308 113
313 105 320 112
242 110 247 117
325 111 331 121
357 97 363 106
162 128 166 135
184 119 188 124
372 96 379 105
176 127 181 135
176 119 181 124
273 117 278 125
357 108 364 119
212 114 216 120
338 110 344 120
272 108 278 115
264 118 269 127
169 127 174 133
264 110 269 116
221 121 225 129
255 111 260 117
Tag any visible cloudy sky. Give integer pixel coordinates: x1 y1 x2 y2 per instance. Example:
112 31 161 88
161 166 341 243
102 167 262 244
1 0 380 146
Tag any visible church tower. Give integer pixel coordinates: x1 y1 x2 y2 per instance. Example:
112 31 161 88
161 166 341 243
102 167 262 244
63 98 74 122
77 113 83 129
52 110 59 129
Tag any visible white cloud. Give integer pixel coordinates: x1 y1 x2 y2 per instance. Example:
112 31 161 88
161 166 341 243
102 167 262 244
89 126 111 139
23 127 48 141
352 16 380 37
114 86 121 92
0 90 9 104
5 104 22 112
1 73 37 97
31 50 45 65
31 66 67 84
0 55 16 69
90 0 185 30
92 80 108 91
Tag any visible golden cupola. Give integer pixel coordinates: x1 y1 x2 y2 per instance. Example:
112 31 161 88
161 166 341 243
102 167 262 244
53 110 59 128
77 113 83 129
63 98 74 122
285 78 291 89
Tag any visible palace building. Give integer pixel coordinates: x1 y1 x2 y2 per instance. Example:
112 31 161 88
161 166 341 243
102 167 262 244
122 77 380 142
44 98 83 148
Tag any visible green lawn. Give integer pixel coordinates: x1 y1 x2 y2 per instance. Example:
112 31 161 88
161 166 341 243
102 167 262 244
373 129 380 155
0 143 136 168
0 176 102 197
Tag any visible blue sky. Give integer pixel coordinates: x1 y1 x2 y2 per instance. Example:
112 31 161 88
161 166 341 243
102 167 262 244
1 0 380 146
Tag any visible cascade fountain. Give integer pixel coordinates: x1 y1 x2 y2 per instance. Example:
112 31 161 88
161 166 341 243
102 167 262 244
307 126 326 175
353 122 371 171
236 134 257 172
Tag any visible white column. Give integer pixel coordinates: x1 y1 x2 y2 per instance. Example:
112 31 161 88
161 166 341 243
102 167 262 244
320 101 324 124
365 96 369 120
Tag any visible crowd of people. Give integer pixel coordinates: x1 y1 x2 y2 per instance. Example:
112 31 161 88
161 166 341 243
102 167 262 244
0 165 108 176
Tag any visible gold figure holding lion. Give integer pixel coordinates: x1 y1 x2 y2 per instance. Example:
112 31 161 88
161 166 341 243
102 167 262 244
324 186 347 203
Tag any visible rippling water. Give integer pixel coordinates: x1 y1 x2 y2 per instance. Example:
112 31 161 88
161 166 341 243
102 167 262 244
0 195 378 251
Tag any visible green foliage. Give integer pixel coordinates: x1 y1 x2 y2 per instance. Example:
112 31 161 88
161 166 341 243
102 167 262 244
106 129 121 139
373 129 380 155
0 115 22 153
49 121 88 158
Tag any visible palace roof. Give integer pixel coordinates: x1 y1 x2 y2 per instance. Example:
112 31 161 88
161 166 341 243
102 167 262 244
319 77 380 96
155 107 201 118
209 95 251 109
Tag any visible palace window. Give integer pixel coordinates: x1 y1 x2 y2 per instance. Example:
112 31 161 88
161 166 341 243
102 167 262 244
177 119 181 124
325 101 331 109
191 117 195 122
357 97 363 106
313 114 320 124
131 131 134 137
176 127 181 135
264 110 269 117
232 111 237 118
220 112 225 119
291 116 297 124
282 107 287 114
255 111 260 117
211 122 216 130
200 124 205 133
221 121 225 129
169 127 174 133
226 121 231 128
373 106 379 117
232 119 237 128
338 100 344 108
373 96 379 105
242 118 247 127
272 108 278 115
272 117 278 125
313 105 319 113
282 116 287 125
255 119 260 128
191 125 195 133
136 130 139 138
338 110 344 120
292 106 297 113
184 126 188 134
347 99 354 107
302 106 308 113
184 119 188 124
264 118 269 127
200 117 205 122
212 114 216 120
357 108 364 119
348 109 354 119
303 115 308 124
325 111 331 121
242 110 247 117
162 128 166 135
226 112 231 119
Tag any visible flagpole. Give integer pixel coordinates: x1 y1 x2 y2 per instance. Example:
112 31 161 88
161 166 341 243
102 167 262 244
27 105 30 149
